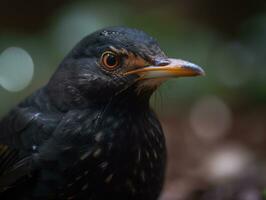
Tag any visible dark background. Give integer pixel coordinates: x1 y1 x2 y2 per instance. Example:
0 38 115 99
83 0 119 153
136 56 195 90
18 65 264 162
1 0 266 199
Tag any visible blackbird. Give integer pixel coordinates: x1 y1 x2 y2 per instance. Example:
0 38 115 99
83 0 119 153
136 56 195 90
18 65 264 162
0 26 204 200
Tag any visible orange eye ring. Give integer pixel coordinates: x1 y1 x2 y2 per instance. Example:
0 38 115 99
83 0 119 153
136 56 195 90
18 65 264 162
101 51 120 70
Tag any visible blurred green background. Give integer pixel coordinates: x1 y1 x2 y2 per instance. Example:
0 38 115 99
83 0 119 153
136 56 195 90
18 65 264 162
1 0 266 199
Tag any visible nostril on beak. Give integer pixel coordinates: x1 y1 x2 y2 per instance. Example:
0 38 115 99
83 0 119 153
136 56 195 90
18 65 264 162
154 58 170 66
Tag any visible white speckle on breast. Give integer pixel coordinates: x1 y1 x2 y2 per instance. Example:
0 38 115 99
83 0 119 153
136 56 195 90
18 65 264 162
62 146 72 151
145 150 150 158
155 135 160 144
67 183 73 188
99 161 109 169
81 184 88 191
105 174 114 183
153 150 158 159
144 133 149 140
32 145 37 151
150 130 155 137
159 142 163 149
80 149 93 160
95 131 103 142
93 148 102 158
150 162 154 169
113 121 120 128
141 170 146 182
108 143 113 150
137 149 141 163
75 176 82 181
126 179 136 194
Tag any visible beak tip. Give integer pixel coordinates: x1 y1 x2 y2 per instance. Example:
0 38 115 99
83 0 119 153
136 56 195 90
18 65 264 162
196 68 206 76
182 62 205 77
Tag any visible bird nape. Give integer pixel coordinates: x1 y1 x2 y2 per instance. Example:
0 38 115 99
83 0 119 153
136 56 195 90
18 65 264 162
0 26 204 200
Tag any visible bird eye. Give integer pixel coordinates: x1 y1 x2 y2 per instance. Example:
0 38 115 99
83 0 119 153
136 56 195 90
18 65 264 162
101 51 120 70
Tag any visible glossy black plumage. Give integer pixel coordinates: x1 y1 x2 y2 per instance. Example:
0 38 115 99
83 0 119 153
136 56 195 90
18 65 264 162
0 27 167 200
0 26 204 200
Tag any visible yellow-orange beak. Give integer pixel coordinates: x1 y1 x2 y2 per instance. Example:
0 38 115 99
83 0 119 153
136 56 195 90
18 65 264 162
125 58 205 80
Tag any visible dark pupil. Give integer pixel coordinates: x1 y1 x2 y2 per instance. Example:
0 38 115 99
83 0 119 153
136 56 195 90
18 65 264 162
106 54 117 66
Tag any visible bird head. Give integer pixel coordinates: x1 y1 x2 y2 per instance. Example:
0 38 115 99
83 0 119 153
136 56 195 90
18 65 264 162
48 27 204 108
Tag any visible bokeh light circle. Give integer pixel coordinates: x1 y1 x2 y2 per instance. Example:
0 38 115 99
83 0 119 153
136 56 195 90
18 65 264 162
189 95 232 142
204 145 252 182
0 47 34 92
